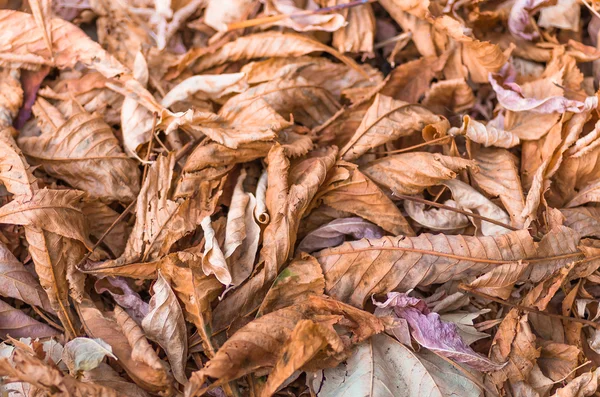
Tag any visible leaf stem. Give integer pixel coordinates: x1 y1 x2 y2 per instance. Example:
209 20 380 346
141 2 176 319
395 193 518 231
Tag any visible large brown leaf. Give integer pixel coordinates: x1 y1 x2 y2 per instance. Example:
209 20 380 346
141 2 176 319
187 296 385 396
19 99 140 202
0 127 37 199
168 31 365 77
340 94 441 161
314 228 591 307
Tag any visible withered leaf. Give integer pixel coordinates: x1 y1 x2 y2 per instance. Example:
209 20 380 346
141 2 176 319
0 299 59 339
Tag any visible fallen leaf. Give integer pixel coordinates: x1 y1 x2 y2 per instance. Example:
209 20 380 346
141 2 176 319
62 337 116 372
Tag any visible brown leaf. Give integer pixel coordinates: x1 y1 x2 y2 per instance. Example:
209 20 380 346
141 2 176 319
404 198 470 231
142 271 188 385
257 253 325 317
469 143 525 228
340 94 441 161
0 348 120 396
297 217 384 253
0 68 23 128
332 2 375 53
561 207 600 239
0 240 53 313
168 31 365 78
314 228 590 307
313 161 414 236
78 298 173 394
422 78 476 116
187 296 384 395
361 152 476 195
20 99 141 202
0 299 59 339
0 127 37 199
379 56 446 103
0 188 92 248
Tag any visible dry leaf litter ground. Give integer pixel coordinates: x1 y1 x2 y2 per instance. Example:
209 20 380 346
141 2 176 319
4 0 600 396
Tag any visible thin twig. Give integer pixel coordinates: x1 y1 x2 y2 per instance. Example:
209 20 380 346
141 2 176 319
394 193 519 231
460 287 600 329
31 305 65 332
581 0 600 21
373 31 413 49
226 0 377 31
374 136 453 154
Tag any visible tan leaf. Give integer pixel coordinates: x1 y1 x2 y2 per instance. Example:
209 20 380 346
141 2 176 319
469 144 525 228
20 99 141 202
0 240 54 313
161 72 248 108
332 2 375 53
187 296 384 395
521 262 574 311
310 333 484 397
159 252 222 358
442 179 512 236
0 68 23 128
404 199 470 231
204 0 255 31
361 152 476 195
0 127 37 199
200 216 231 286
0 349 120 397
340 94 441 160
0 188 92 248
25 227 86 337
537 340 580 382
82 200 130 258
81 363 151 397
142 271 188 385
264 0 346 32
103 153 221 268
313 161 414 236
219 76 340 130
561 207 600 238
78 298 173 394
378 0 430 19
551 368 600 397
62 337 116 373
257 253 325 317
566 178 600 207
487 310 540 392
463 262 528 300
453 115 520 149
422 78 476 115
379 56 446 103
121 52 153 159
224 170 261 286
169 31 365 77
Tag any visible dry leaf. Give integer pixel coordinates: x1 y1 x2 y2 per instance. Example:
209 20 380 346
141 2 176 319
0 299 59 339
142 271 188 385
62 337 116 373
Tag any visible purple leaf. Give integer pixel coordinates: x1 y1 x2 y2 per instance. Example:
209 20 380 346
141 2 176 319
0 299 60 339
489 64 598 114
95 277 149 324
374 292 504 371
508 0 552 40
298 217 384 253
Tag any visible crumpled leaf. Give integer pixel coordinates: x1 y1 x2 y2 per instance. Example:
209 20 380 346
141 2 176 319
463 262 528 300
508 0 554 40
161 72 248 108
141 271 188 385
204 0 255 31
95 277 149 324
200 216 231 286
264 0 346 32
298 217 384 253
63 337 116 373
309 333 483 397
0 127 37 199
374 292 503 371
451 115 520 149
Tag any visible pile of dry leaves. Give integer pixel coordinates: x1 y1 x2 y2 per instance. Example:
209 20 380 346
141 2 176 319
5 0 600 396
